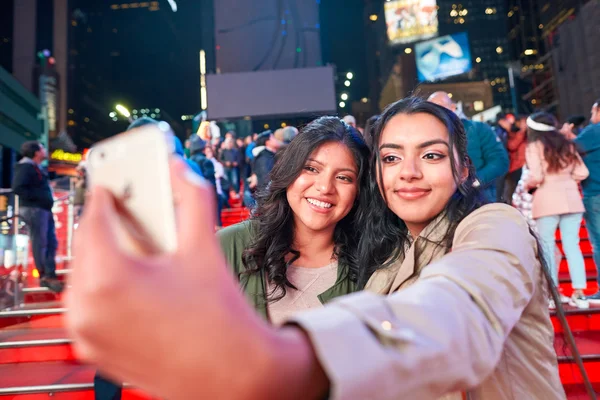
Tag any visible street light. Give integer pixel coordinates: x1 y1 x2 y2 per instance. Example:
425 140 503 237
344 80 351 87
116 104 132 122
116 104 131 118
341 93 349 101
346 72 353 79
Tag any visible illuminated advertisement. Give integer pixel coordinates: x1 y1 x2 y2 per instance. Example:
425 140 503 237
385 0 438 45
415 32 472 82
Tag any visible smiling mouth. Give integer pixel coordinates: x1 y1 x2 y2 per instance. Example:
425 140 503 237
395 189 431 200
306 198 333 209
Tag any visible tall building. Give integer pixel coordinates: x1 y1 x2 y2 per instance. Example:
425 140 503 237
507 0 599 118
67 0 207 148
0 0 45 187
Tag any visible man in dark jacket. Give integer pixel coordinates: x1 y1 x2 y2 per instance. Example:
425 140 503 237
428 92 509 202
11 141 63 293
253 131 282 189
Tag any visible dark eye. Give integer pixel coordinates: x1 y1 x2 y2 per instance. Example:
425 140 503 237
382 155 400 163
337 175 354 183
423 153 445 160
304 166 318 173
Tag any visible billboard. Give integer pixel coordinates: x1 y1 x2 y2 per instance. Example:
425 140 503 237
206 66 336 120
385 0 438 45
215 0 322 73
415 32 472 82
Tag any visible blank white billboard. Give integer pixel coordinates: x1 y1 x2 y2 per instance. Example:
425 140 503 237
206 66 336 120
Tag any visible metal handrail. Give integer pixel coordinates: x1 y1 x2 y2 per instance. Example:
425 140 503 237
0 307 67 317
0 383 94 395
0 338 72 349
0 214 27 224
0 382 133 395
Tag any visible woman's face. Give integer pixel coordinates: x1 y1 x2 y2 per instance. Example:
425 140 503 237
286 142 359 236
378 113 466 236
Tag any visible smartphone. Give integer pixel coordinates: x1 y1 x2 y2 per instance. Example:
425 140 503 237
87 124 177 254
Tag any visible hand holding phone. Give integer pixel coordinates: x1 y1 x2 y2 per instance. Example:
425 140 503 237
87 124 177 255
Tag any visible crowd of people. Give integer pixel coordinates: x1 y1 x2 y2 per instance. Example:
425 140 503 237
9 93 600 399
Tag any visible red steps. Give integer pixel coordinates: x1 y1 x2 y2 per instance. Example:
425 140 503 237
0 314 157 399
0 327 74 364
0 360 155 399
5 208 600 397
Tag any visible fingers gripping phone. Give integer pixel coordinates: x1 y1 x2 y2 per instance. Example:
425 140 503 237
87 124 178 254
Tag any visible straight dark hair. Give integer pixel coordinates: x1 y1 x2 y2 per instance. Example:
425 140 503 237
242 116 370 302
20 141 42 159
357 97 487 287
527 112 581 173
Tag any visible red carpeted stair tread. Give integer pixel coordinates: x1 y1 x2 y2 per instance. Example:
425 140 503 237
0 326 67 343
1 390 157 399
563 382 600 398
559 272 597 283
0 360 92 388
555 330 600 360
1 315 65 330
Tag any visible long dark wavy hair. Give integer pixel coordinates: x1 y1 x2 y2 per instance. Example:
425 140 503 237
242 117 370 302
527 112 581 173
356 97 488 287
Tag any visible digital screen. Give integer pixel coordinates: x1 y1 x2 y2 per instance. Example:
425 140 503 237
415 32 472 82
384 0 438 45
206 67 336 120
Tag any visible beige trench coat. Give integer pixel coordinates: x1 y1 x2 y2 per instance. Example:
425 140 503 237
290 203 565 400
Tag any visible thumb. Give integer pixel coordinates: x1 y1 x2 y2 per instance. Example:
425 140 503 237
69 186 131 293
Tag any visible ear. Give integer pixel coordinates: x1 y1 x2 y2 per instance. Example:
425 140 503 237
460 157 470 184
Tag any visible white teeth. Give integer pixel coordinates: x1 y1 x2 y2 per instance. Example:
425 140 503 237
307 198 332 209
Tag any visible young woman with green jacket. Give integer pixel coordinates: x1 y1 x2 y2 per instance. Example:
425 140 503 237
218 116 370 323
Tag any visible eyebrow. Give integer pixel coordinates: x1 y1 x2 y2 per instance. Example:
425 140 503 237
379 139 450 151
306 158 358 174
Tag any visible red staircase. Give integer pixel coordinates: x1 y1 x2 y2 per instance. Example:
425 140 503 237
555 224 600 398
0 198 250 399
2 199 600 398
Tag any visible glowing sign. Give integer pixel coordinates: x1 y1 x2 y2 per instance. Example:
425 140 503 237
385 0 438 45
51 149 82 164
415 32 472 82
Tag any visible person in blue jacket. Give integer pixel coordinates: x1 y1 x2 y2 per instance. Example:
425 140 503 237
572 98 600 303
429 92 509 202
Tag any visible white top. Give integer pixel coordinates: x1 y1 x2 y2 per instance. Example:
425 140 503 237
209 158 225 195
267 261 338 326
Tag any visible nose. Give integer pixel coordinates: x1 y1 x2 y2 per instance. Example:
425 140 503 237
315 172 335 194
398 157 423 182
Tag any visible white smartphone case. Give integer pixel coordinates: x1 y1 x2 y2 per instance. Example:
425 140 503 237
87 125 177 254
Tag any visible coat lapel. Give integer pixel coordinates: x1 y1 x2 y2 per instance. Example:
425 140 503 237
389 242 418 293
367 212 452 295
